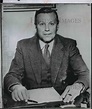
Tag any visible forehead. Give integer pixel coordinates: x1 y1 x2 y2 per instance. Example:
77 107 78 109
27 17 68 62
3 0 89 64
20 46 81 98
36 12 56 22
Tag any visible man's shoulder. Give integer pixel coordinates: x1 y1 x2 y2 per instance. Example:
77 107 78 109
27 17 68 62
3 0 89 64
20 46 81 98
57 34 75 42
57 34 76 45
17 36 36 45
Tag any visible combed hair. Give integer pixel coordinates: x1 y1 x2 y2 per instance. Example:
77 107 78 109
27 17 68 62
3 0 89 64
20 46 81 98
34 7 59 25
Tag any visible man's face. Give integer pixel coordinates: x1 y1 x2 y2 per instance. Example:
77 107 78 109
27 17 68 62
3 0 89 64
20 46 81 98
36 12 58 43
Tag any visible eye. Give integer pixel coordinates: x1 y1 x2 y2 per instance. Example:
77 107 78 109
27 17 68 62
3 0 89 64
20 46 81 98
39 22 45 26
50 22 55 25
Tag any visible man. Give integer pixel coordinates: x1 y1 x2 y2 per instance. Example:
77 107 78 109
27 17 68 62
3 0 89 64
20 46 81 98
4 7 89 104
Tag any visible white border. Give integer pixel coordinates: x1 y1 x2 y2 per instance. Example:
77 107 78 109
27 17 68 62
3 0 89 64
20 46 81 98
3 0 92 3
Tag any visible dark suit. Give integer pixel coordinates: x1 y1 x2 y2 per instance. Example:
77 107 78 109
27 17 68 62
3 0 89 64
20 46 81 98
4 34 89 94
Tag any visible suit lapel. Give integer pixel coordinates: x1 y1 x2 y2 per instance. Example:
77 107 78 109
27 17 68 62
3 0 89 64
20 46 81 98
28 36 42 84
51 35 64 84
27 35 65 85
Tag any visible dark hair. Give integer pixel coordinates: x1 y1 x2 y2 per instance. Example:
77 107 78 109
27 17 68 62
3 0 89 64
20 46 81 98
34 7 59 25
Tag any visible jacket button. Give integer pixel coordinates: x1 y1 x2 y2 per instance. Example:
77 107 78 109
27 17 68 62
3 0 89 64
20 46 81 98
62 80 66 84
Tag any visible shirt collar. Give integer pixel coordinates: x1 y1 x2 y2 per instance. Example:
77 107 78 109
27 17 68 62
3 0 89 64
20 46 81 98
39 39 54 50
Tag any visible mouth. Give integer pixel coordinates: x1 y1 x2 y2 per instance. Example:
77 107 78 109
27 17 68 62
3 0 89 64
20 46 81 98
44 33 51 35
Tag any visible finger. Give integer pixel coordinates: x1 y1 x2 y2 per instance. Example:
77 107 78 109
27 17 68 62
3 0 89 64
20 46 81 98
63 94 72 103
15 91 21 101
17 91 24 101
70 96 76 102
70 92 79 102
68 89 80 102
61 87 70 99
21 89 28 101
13 90 21 101
12 92 17 101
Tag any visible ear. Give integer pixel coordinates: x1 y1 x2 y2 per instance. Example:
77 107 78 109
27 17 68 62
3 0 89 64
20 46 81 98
56 24 59 32
35 25 37 29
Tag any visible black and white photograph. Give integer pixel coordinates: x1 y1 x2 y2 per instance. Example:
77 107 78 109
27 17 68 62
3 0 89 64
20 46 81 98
1 2 91 108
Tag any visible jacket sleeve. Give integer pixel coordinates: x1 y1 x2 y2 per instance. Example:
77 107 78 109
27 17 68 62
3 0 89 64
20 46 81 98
69 40 89 90
4 41 25 91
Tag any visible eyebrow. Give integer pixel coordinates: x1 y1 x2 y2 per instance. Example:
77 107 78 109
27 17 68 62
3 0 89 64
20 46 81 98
37 20 56 23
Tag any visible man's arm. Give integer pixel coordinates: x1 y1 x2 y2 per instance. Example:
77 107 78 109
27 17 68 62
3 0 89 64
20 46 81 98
4 41 28 101
69 40 89 89
61 40 89 103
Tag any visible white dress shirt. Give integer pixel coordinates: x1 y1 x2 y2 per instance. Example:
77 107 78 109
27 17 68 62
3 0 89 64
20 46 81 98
39 40 54 55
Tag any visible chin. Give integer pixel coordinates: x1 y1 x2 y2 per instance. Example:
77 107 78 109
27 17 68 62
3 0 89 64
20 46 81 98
43 38 54 43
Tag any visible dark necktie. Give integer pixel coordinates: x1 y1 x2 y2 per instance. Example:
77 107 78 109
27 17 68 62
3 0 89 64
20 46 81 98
43 44 50 66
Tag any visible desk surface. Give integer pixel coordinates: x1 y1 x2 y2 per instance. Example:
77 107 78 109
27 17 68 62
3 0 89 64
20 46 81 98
3 91 90 108
3 94 81 108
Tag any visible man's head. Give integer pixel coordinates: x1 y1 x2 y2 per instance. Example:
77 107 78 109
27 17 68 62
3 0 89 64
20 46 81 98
34 7 59 43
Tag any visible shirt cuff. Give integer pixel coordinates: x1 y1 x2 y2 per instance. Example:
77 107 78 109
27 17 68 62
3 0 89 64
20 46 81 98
80 83 85 93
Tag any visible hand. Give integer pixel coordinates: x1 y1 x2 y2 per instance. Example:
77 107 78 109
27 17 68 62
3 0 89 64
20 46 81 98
11 84 28 102
60 83 83 103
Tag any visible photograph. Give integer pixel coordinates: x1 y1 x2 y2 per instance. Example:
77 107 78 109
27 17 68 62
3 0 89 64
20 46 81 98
1 3 91 108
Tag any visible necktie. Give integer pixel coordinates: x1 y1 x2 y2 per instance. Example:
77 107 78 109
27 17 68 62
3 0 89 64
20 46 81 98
43 44 50 66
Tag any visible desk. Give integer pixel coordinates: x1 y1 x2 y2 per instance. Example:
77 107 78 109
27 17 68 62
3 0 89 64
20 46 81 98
3 91 90 108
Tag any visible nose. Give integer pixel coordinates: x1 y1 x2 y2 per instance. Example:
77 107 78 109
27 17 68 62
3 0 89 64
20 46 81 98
45 24 50 31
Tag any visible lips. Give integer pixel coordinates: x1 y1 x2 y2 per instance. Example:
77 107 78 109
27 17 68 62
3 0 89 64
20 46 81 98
44 33 51 35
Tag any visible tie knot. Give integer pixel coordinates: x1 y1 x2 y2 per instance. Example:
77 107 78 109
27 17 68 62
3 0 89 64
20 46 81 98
45 44 49 49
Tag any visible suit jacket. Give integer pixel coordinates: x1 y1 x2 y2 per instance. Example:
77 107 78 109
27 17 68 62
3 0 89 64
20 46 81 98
4 34 89 93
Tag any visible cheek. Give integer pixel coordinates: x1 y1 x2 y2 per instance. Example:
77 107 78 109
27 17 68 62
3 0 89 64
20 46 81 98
37 28 43 34
51 26 57 32
38 30 44 36
37 26 44 31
